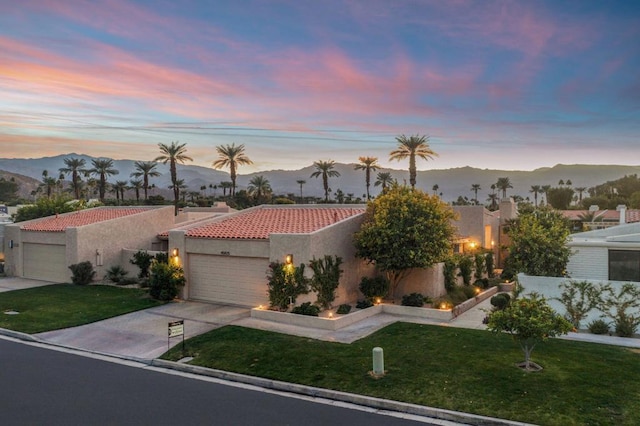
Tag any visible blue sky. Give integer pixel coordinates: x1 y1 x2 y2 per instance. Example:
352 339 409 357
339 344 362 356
1 0 639 172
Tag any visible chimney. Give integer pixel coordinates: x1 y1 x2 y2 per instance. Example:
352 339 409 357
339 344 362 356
617 205 627 224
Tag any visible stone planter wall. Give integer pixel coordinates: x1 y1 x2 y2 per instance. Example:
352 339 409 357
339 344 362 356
251 305 383 331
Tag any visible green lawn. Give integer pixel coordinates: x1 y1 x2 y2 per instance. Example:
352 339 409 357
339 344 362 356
162 323 640 425
0 284 163 333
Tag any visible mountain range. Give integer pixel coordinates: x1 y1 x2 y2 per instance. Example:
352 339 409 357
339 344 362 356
1 154 639 203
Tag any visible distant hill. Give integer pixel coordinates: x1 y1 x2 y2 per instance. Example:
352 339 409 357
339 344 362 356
0 170 41 200
0 154 639 202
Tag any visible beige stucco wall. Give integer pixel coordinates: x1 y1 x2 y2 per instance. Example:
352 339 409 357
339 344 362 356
394 263 447 301
3 226 66 278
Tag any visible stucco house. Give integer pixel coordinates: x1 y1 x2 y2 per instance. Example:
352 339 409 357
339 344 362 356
4 206 175 283
169 205 371 307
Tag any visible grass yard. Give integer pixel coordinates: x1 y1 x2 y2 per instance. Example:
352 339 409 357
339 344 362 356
0 284 163 333
162 323 640 425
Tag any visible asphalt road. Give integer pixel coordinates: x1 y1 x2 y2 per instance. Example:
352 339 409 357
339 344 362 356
0 337 447 426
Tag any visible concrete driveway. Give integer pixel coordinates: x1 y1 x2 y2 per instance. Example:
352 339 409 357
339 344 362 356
0 277 56 292
35 301 250 360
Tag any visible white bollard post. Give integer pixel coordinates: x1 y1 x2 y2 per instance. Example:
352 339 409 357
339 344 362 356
372 347 384 376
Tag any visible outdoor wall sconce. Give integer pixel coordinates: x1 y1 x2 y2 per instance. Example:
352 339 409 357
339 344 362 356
285 254 293 265
172 248 179 257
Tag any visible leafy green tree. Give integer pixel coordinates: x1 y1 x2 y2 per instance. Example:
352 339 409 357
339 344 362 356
546 186 574 209
354 156 379 200
310 160 340 202
354 185 456 299
389 134 437 189
487 293 573 370
149 261 185 301
130 161 161 201
59 157 87 200
212 143 253 197
155 141 193 215
0 177 19 201
495 177 513 198
505 207 571 277
89 158 119 202
267 261 309 311
374 171 393 193
13 196 79 222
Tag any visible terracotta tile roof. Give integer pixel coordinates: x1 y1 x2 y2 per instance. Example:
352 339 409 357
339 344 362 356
20 207 151 232
561 209 640 223
185 207 365 239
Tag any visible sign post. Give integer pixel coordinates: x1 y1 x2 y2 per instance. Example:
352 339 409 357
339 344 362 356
168 320 185 352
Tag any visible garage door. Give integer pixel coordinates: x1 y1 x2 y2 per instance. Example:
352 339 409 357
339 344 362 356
188 254 269 306
23 243 68 283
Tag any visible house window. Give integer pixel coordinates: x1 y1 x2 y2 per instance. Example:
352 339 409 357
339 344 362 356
608 250 640 282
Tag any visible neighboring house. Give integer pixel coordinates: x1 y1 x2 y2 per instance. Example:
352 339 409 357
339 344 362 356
169 205 370 307
4 206 175 283
561 205 640 232
567 221 640 282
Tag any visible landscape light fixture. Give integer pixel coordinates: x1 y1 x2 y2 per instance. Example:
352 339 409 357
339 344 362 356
172 248 179 257
285 254 293 265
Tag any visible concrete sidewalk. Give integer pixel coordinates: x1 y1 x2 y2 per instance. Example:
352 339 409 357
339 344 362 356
0 277 56 292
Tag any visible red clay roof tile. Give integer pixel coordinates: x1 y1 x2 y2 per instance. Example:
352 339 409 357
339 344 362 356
185 207 365 239
20 207 151 232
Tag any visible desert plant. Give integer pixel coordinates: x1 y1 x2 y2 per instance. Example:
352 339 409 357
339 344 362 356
356 299 373 309
457 255 473 286
401 293 430 307
68 261 96 285
556 280 603 329
587 319 610 335
267 261 309 311
309 255 343 309
443 257 457 291
104 265 128 284
474 253 485 280
599 283 640 337
336 304 352 315
359 276 390 301
490 293 511 310
130 250 154 278
149 261 185 301
291 302 320 316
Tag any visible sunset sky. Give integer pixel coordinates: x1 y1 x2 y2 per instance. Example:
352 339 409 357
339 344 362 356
1 1 639 172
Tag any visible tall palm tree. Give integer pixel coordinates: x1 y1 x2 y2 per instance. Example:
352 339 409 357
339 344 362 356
354 156 380 200
129 179 143 203
212 143 253 197
432 184 439 195
310 160 340 202
247 175 272 203
296 179 306 203
59 157 87 199
529 185 542 207
169 179 189 203
89 159 119 202
575 187 587 204
112 180 128 204
130 161 161 201
374 172 393 193
219 181 233 197
487 193 499 211
389 134 437 189
470 184 481 205
40 170 58 198
566 179 572 186
541 185 552 205
155 141 193 215
495 177 513 199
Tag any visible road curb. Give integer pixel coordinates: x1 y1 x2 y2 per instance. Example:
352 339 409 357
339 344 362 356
151 359 533 426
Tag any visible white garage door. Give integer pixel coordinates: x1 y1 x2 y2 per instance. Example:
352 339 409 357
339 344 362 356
23 243 68 283
188 254 269 306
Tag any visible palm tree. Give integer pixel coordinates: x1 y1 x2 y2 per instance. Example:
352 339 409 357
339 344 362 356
155 141 193 215
354 156 380 200
566 179 572 186
130 161 161 201
212 143 253 197
112 180 128 204
575 187 587 204
296 179 306 203
471 184 481 205
89 158 119 202
487 193 499 210
389 134 437 189
247 175 272 203
495 177 513 199
374 172 393 193
219 181 233 197
541 185 552 205
558 179 565 186
40 170 58 198
129 179 143 203
59 157 87 199
310 160 341 202
432 184 439 195
169 179 189 203
529 185 542 207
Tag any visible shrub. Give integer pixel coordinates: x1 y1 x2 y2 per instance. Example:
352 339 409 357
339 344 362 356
587 319 610 335
130 250 154 279
149 261 185 301
69 261 96 285
104 265 128 284
356 299 373 309
474 253 485 280
336 304 352 315
309 255 343 309
291 302 320 316
490 293 511 310
556 280 603 329
485 251 495 278
457 255 473 286
359 276 390 301
154 252 169 264
475 278 489 289
267 261 309 311
447 287 470 306
615 312 637 338
443 257 457 292
401 293 430 307
599 283 640 338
